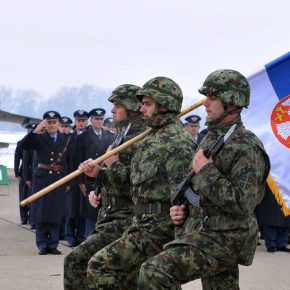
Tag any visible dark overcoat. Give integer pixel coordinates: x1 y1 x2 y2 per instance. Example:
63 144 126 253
20 131 74 224
74 127 115 219
65 131 86 218
255 184 290 227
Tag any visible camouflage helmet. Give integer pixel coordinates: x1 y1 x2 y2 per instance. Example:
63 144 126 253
108 84 142 112
199 69 250 108
137 76 183 113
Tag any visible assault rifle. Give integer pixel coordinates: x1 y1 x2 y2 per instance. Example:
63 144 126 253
171 124 237 206
111 122 131 149
100 122 131 167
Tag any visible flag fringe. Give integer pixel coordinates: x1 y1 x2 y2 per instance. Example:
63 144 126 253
267 174 290 216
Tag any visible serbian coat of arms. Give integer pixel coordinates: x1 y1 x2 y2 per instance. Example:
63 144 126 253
271 94 290 148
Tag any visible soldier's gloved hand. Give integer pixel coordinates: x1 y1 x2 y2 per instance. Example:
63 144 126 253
170 205 187 225
88 191 101 208
192 149 213 174
104 145 119 167
79 158 100 178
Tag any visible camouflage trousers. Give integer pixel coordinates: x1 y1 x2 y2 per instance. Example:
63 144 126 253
87 215 175 290
138 244 239 290
63 217 132 290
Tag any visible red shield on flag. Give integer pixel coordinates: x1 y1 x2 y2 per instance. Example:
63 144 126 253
271 95 290 148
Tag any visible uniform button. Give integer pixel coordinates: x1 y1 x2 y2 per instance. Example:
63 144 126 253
96 153 99 156
59 153 61 156
57 171 60 174
142 214 146 219
50 158 53 161
51 152 54 155
49 171 53 174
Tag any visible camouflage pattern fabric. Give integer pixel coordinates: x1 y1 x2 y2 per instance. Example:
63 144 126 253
86 113 196 290
64 218 132 290
198 69 250 108
108 84 142 112
63 116 145 290
137 118 270 289
136 76 183 113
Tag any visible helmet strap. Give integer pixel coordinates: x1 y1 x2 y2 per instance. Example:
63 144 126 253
205 105 241 126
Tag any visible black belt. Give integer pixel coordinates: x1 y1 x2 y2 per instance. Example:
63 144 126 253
134 202 171 216
38 163 65 172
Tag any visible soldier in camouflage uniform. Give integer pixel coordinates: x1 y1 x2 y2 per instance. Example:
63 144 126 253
138 70 271 290
63 84 145 290
84 77 196 289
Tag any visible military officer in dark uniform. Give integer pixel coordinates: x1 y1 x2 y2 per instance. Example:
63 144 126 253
64 110 89 247
255 184 290 252
60 116 73 134
20 111 74 255
75 108 115 236
22 123 38 229
14 140 30 225
184 114 204 144
73 110 89 135
103 117 116 134
23 147 37 229
59 116 73 239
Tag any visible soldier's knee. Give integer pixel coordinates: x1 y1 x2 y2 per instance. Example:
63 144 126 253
64 249 83 271
139 260 153 279
87 254 105 274
139 259 172 289
64 252 73 268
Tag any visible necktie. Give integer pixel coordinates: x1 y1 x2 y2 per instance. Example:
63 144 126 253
51 136 55 142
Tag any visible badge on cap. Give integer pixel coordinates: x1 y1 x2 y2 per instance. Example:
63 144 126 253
185 114 201 124
48 112 56 117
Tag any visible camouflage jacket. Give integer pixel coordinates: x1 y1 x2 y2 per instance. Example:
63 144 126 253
128 113 195 239
168 117 270 266
97 115 146 221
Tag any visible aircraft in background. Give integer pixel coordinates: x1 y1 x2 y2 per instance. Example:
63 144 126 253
0 109 41 128
0 142 9 148
0 109 41 149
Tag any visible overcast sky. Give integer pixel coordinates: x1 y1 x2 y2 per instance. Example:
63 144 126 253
0 0 289 113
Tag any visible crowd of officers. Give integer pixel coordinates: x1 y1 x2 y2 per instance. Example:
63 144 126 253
15 108 115 254
14 70 271 290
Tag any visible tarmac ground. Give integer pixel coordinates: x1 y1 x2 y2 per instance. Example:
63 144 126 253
0 168 289 290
